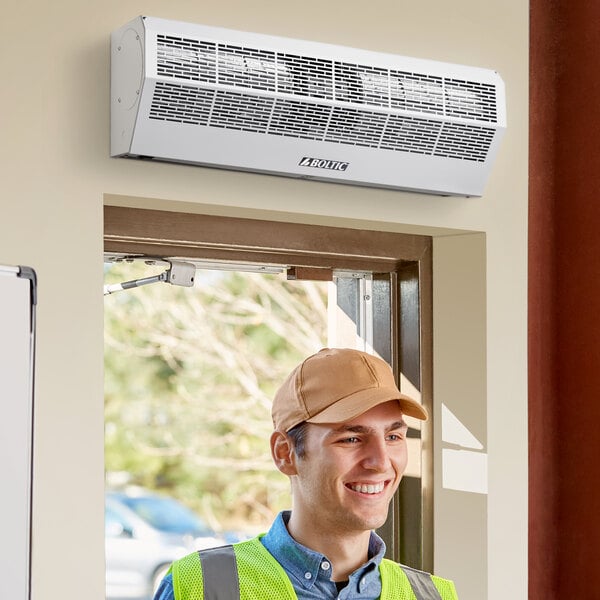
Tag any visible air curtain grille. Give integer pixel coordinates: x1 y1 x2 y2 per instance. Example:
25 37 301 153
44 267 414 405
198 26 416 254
148 33 499 162
149 82 495 162
156 35 216 82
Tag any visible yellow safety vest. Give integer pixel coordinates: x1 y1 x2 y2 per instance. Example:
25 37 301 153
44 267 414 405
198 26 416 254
170 538 459 600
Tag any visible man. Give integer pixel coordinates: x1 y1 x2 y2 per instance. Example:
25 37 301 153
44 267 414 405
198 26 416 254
154 347 458 599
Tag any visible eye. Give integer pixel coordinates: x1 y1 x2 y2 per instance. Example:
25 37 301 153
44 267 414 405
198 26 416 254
339 436 360 444
386 432 405 442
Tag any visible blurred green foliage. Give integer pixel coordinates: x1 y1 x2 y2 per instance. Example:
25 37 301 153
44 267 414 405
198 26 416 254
104 261 327 534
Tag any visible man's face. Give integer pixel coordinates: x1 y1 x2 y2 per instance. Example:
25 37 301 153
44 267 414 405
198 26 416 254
290 400 408 536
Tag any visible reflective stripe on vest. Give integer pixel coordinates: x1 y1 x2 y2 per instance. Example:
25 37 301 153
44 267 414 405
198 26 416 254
401 565 443 600
198 545 443 600
198 545 239 600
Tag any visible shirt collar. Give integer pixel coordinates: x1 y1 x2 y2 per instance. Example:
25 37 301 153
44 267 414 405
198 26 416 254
260 510 386 591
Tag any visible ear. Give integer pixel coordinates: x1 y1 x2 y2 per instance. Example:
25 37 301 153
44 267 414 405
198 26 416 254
270 430 298 476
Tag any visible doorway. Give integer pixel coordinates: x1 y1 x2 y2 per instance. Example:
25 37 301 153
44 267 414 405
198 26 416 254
104 204 433 570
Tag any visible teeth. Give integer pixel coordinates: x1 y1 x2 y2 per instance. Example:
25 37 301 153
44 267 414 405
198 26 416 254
350 483 384 494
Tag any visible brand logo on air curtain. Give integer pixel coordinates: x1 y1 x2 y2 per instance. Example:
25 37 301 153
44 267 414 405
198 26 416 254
299 157 350 171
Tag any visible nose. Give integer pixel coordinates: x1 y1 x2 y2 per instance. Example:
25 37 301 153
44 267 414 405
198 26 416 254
361 436 391 471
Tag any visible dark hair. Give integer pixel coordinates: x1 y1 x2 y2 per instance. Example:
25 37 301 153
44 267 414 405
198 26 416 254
286 421 309 459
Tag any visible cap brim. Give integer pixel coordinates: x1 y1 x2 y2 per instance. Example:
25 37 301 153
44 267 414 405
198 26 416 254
306 386 428 424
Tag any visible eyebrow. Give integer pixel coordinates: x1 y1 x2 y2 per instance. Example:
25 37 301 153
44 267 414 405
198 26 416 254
328 420 408 436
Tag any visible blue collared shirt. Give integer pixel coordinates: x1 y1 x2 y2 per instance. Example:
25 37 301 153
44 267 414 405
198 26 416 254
154 510 385 600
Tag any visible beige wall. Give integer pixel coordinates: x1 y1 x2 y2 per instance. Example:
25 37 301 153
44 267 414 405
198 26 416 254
0 2 528 599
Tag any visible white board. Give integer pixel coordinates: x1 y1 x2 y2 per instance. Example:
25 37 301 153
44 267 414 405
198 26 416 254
0 265 37 600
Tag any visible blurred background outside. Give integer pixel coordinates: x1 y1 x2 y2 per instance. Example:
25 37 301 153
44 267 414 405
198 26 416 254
104 260 328 599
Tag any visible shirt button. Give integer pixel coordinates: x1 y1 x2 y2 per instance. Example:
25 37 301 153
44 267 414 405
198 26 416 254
304 572 312 580
321 561 331 570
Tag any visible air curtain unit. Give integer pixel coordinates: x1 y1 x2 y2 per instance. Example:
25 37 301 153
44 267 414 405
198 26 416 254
111 16 506 196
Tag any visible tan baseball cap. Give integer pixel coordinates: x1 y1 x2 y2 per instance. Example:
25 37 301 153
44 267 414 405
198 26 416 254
272 347 428 432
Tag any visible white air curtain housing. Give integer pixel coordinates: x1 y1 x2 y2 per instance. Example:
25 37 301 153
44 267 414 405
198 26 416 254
111 16 507 196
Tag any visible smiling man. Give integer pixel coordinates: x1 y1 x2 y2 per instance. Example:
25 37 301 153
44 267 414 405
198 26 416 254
154 348 459 600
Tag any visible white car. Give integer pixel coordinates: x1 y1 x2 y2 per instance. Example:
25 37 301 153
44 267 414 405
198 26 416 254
105 488 225 600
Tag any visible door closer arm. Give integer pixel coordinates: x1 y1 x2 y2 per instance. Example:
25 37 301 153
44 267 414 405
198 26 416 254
103 260 196 296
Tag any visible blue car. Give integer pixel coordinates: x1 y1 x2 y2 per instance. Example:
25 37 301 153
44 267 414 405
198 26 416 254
105 488 225 600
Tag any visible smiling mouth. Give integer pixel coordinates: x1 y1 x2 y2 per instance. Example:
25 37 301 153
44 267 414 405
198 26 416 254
346 482 386 494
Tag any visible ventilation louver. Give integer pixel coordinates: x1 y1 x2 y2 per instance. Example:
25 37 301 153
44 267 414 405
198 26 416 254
111 16 506 196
